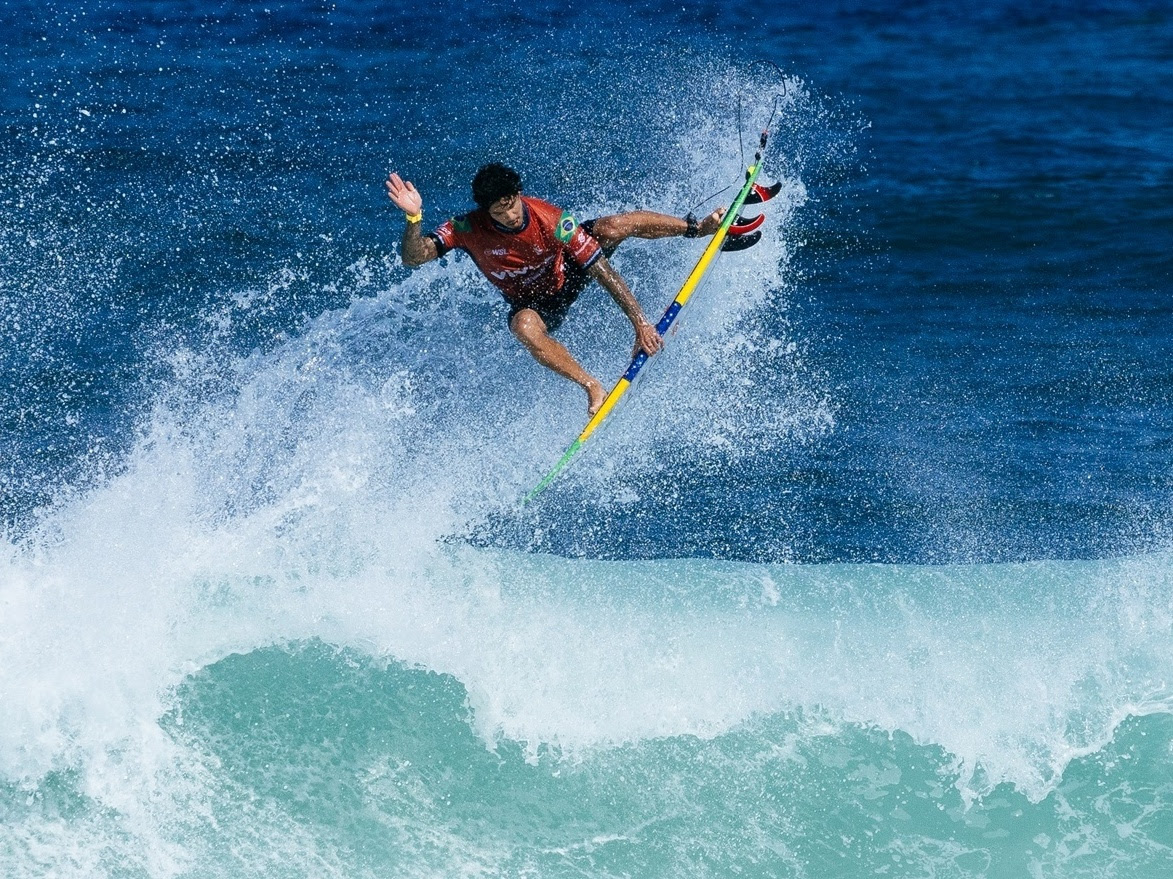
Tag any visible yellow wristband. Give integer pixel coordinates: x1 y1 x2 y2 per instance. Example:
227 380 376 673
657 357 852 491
404 211 423 224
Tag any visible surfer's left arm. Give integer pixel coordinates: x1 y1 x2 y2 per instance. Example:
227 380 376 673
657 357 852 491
588 256 663 355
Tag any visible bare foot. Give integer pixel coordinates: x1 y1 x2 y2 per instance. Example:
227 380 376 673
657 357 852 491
585 380 605 417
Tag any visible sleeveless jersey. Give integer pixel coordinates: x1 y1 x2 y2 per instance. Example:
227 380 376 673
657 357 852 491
428 197 602 305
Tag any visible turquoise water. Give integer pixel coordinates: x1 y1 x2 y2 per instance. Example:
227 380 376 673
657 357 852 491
5 544 1172 875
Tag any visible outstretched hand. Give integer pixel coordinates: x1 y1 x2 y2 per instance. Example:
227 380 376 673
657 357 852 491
385 172 423 214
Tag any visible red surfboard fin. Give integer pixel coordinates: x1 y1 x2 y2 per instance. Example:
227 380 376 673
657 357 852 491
743 181 783 205
728 213 765 235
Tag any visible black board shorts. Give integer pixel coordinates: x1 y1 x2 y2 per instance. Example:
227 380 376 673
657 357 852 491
507 219 619 332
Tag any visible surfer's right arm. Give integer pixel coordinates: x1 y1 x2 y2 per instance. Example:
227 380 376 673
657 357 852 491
386 172 438 266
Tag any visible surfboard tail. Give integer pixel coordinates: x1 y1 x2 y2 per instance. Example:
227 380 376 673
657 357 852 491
720 179 782 252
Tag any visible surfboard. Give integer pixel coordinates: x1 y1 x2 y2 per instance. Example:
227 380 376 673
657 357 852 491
521 160 779 504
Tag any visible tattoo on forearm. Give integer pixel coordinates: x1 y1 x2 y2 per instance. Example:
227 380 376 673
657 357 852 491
401 222 437 267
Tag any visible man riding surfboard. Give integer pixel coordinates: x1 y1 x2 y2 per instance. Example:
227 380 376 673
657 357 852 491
387 163 723 415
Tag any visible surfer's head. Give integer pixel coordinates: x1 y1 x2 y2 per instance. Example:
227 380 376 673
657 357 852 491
473 163 524 227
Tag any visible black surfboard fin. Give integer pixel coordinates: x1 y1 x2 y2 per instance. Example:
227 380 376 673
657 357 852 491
721 230 762 252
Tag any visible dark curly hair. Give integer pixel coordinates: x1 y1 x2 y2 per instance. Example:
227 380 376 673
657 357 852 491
471 163 523 210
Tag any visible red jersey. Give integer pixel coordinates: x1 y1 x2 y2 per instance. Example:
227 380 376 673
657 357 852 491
427 196 602 306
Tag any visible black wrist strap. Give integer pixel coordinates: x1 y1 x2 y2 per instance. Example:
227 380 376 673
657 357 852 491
683 212 699 238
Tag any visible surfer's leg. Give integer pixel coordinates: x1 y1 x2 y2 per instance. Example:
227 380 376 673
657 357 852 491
510 308 605 416
587 209 725 248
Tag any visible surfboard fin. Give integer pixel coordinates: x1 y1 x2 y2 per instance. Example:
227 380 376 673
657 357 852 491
743 180 782 205
721 229 762 251
728 213 765 235
721 182 778 251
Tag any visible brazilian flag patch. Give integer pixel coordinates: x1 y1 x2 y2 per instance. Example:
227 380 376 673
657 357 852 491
453 216 472 233
555 212 578 243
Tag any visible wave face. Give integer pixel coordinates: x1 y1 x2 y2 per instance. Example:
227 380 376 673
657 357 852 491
4 549 1173 877
3 1 1173 877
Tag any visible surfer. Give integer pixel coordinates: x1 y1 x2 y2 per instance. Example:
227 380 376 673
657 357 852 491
386 163 724 416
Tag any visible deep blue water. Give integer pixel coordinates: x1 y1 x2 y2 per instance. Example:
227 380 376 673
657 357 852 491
2 1 1172 877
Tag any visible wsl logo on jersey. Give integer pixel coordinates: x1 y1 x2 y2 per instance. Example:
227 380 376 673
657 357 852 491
555 212 578 243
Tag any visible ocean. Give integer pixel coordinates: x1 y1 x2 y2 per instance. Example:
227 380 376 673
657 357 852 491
2 1 1172 876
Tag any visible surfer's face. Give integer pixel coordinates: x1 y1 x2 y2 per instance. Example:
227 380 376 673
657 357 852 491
488 193 524 229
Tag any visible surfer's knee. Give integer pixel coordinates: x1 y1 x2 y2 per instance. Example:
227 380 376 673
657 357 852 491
510 308 548 343
587 214 630 248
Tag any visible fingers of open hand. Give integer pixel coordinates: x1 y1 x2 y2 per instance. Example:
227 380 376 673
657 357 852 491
386 174 421 211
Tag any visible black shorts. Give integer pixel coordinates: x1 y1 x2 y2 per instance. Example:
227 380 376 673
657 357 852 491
507 219 619 332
